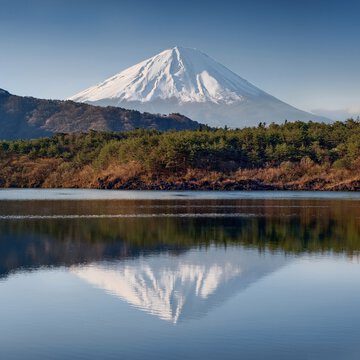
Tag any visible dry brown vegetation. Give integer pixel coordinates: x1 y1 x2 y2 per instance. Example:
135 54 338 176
1 155 359 190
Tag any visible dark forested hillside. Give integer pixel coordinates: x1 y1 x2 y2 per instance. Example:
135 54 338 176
1 120 360 190
0 89 200 140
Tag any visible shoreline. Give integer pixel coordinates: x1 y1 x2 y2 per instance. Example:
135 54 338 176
1 178 359 191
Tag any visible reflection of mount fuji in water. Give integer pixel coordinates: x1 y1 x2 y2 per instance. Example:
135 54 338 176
72 247 287 323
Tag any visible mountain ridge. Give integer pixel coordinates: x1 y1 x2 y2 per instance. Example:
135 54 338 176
0 88 200 140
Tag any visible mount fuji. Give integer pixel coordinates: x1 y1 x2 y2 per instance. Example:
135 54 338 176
70 47 328 127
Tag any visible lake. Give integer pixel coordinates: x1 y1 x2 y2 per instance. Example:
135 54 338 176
1 190 360 360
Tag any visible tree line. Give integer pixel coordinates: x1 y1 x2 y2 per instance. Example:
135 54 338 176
1 120 360 174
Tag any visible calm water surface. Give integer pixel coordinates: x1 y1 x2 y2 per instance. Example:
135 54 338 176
0 190 360 360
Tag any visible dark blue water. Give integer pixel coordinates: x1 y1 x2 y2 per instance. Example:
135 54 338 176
0 191 359 360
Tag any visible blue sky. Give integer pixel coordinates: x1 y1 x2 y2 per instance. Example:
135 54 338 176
1 0 359 116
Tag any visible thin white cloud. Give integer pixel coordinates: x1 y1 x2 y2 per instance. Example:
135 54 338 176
312 106 360 121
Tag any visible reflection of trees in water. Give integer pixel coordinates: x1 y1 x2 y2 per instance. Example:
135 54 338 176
0 199 360 277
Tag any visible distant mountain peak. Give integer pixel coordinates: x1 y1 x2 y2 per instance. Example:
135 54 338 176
70 46 259 106
70 48 330 127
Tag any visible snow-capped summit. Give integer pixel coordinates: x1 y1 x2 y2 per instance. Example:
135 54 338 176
71 47 260 105
70 47 329 127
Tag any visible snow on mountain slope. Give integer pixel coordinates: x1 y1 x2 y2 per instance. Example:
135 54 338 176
70 47 329 127
71 47 261 104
